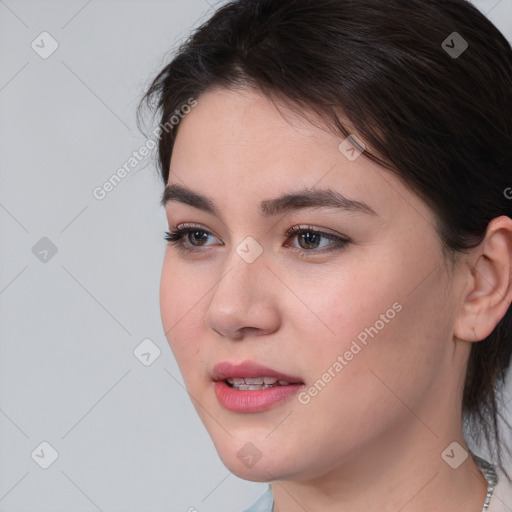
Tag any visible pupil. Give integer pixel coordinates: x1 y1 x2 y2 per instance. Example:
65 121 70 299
299 232 319 249
189 231 208 245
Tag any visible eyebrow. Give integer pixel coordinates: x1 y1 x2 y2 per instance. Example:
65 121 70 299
161 184 377 217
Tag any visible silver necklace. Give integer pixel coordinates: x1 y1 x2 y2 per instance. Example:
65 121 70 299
473 454 498 511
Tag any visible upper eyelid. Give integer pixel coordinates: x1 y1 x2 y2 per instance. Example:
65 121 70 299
170 224 349 246
172 223 343 237
174 223 223 240
286 224 346 237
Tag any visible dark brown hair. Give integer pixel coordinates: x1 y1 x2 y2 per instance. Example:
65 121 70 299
138 0 512 478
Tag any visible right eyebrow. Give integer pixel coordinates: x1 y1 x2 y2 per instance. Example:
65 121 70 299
161 183 218 214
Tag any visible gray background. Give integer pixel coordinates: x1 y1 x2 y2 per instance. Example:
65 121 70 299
1 1 511 511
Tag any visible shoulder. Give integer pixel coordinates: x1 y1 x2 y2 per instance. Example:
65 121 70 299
239 485 274 512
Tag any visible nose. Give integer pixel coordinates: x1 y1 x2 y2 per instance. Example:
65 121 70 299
203 248 281 340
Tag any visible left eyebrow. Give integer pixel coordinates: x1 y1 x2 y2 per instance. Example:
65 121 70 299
259 188 378 217
161 184 377 217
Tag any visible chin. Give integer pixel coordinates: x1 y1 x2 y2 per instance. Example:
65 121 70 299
217 439 306 483
212 443 277 482
228 466 274 483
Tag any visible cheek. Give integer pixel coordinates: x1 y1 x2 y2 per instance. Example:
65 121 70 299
313 241 449 362
276 258 405 363
160 258 205 369
292 249 451 416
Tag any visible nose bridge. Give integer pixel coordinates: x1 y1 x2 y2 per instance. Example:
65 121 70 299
204 239 277 337
213 242 265 309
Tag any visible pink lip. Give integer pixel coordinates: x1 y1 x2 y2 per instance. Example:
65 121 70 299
211 360 303 383
214 381 303 412
211 360 304 413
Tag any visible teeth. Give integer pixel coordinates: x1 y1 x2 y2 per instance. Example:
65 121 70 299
244 377 264 385
236 384 270 391
226 376 283 384
224 376 294 390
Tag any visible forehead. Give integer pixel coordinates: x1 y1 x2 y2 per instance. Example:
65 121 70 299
175 86 339 153
171 86 356 188
168 86 434 229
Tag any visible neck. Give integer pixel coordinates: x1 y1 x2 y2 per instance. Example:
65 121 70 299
271 416 488 512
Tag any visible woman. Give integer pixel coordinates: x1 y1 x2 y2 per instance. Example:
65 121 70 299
138 1 512 510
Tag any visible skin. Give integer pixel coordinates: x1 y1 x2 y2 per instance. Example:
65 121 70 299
160 86 512 512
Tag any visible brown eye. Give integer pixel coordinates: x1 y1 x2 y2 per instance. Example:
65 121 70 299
297 231 322 250
186 230 210 246
164 225 222 252
286 225 350 254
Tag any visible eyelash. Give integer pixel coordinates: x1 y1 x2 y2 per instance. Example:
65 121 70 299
163 224 350 255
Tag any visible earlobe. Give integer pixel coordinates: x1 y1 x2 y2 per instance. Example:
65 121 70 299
453 215 512 343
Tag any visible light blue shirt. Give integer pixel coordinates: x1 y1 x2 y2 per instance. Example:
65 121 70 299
240 485 273 512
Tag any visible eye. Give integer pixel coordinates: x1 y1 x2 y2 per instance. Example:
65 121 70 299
163 224 350 254
285 225 350 253
164 224 221 252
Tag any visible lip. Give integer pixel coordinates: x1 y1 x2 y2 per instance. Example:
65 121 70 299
211 360 303 384
211 361 304 413
214 381 304 412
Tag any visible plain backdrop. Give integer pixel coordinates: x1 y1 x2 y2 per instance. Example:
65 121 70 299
1 1 512 511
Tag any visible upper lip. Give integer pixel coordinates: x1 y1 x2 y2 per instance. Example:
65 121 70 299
212 361 303 383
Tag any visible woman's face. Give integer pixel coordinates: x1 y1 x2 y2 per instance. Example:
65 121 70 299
160 86 468 482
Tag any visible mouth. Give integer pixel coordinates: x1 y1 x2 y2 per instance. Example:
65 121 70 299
224 376 297 390
212 360 304 387
211 361 305 412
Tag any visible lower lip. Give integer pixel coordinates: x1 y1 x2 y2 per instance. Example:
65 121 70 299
214 381 304 412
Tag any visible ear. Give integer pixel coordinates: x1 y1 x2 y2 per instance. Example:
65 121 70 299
454 215 512 343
